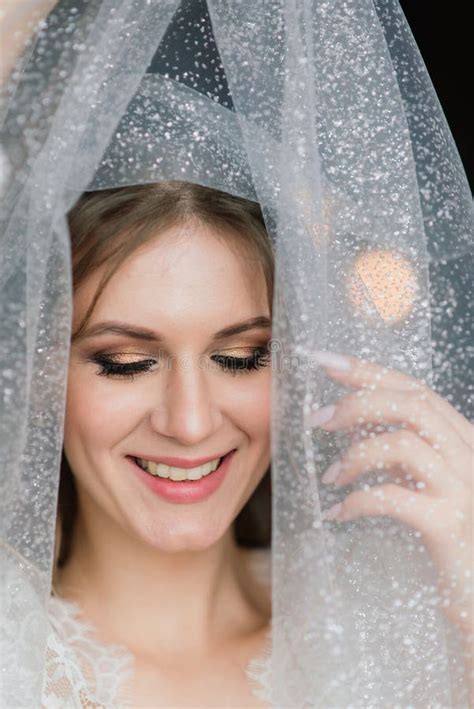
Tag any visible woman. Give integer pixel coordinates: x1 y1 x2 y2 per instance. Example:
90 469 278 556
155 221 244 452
50 181 274 706
1 1 472 706
41 179 471 706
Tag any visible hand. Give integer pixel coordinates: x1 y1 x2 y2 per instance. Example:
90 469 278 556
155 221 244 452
308 355 473 642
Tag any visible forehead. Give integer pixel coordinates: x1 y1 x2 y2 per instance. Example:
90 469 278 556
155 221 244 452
73 222 270 332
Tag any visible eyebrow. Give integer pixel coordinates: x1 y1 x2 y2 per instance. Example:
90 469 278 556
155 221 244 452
74 316 272 343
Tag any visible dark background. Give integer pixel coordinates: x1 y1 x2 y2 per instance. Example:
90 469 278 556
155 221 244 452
149 0 473 191
50 0 472 191
399 1 472 191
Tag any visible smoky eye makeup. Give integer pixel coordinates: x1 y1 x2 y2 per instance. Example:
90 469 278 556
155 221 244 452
90 353 160 380
86 343 271 381
210 346 271 375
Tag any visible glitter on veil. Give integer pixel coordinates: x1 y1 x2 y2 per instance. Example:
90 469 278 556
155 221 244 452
1 0 472 706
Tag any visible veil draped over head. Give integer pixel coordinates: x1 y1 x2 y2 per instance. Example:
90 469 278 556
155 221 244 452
1 0 472 706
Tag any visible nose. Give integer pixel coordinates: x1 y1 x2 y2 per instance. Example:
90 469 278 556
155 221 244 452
149 356 223 446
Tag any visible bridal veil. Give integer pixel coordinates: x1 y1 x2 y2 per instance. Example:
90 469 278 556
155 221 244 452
1 0 472 705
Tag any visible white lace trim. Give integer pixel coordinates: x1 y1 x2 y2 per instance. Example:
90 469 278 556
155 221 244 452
245 625 272 705
44 596 135 708
43 549 272 707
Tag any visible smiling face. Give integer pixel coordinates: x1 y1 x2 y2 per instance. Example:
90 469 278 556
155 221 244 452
64 219 272 553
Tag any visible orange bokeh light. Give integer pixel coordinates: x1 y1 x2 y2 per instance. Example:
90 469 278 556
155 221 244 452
347 249 417 324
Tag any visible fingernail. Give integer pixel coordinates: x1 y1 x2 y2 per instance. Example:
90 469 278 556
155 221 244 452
321 461 341 484
306 404 335 428
323 502 343 521
312 350 351 371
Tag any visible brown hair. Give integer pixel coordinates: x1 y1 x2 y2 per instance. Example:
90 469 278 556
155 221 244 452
56 181 273 569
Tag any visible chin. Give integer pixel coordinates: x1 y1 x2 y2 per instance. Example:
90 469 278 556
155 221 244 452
134 512 233 555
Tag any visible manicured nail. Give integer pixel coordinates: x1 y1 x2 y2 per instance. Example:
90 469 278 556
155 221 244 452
321 461 341 484
306 404 335 428
312 350 351 371
323 502 343 521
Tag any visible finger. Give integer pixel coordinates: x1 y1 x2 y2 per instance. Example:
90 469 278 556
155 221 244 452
315 389 472 483
317 353 422 391
323 483 449 540
318 353 474 447
321 430 456 496
324 484 470 559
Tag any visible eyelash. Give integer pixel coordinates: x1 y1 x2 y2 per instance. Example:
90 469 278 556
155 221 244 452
211 349 270 376
91 348 270 380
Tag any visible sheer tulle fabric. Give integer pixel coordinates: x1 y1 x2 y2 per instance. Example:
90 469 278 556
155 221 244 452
1 0 472 706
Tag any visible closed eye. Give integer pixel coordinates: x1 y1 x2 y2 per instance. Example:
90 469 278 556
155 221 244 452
92 355 159 380
90 347 270 380
211 348 270 375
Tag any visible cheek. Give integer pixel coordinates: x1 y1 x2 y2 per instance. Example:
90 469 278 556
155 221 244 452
221 372 271 442
63 365 145 452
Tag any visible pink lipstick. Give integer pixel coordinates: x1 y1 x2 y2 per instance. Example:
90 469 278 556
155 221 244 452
126 449 236 504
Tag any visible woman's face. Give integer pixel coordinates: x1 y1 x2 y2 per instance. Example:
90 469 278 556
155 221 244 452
64 220 272 553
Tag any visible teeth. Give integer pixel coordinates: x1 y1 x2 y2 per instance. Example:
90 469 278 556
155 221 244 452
157 463 170 478
169 466 188 481
136 456 222 481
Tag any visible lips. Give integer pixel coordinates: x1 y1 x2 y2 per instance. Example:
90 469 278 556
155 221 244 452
126 449 236 504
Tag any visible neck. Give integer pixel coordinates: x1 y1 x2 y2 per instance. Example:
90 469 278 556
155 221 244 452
53 485 267 660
